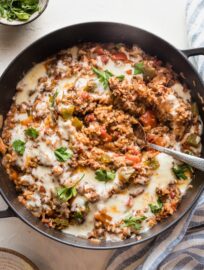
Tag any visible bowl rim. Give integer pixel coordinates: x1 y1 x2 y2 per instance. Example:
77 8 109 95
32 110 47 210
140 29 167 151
0 0 49 26
0 247 39 269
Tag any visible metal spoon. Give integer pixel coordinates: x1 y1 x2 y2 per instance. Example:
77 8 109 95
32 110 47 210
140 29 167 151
134 123 204 171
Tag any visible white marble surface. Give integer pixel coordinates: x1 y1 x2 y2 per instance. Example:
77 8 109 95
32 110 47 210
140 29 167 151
0 0 188 269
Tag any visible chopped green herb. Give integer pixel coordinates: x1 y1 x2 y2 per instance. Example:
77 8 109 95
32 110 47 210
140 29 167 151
72 211 84 223
57 186 77 202
50 91 58 107
56 174 84 202
92 67 113 89
95 169 116 182
123 215 146 230
54 147 73 162
134 62 144 75
12 140 25 155
0 0 39 22
116 75 125 81
172 163 192 180
25 127 39 139
149 198 163 214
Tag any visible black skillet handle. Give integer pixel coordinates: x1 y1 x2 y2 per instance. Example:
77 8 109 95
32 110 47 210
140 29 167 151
182 48 204 57
0 207 15 218
0 189 16 218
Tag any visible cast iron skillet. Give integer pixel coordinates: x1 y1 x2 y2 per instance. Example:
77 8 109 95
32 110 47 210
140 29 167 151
0 22 204 250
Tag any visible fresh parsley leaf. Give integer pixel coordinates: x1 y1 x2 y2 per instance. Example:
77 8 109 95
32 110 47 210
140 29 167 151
25 127 39 139
92 67 113 89
50 91 58 107
149 198 163 214
116 75 125 81
172 164 192 180
57 186 77 202
95 169 116 182
134 62 144 75
54 147 73 162
123 215 146 230
72 211 84 223
12 140 25 155
56 174 84 202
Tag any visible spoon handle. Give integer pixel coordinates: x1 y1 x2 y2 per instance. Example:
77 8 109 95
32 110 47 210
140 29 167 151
148 143 204 171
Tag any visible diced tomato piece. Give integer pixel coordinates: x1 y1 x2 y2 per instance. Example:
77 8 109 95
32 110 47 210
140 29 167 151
10 170 18 180
170 191 176 199
140 110 156 128
146 148 159 156
125 154 141 165
126 147 140 155
39 186 46 193
112 52 128 61
85 114 95 122
147 134 164 146
94 47 105 55
126 69 132 75
101 55 109 64
100 127 112 142
81 92 90 100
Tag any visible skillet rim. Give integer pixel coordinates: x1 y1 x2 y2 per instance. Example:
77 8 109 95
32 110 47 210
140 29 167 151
0 21 204 250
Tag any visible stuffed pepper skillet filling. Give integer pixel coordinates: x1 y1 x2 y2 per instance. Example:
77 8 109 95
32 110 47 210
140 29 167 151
0 43 202 242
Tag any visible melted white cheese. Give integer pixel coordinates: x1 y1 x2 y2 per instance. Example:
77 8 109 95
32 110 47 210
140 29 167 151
58 118 77 140
63 205 95 238
172 83 191 102
147 153 174 194
14 113 28 122
166 94 180 116
10 124 26 143
26 192 42 208
97 57 133 77
63 153 190 237
32 166 56 195
73 169 117 199
16 62 47 105
37 142 56 166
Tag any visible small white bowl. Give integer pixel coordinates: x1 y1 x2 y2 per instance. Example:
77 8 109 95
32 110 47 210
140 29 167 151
0 0 49 26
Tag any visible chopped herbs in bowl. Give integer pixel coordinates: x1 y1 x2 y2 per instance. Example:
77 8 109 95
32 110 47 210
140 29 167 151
0 0 49 25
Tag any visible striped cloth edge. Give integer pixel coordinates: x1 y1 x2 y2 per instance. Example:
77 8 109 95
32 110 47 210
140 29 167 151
106 1 204 269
